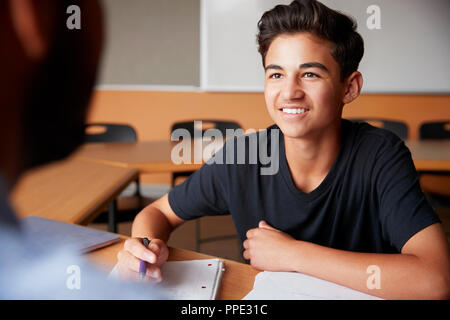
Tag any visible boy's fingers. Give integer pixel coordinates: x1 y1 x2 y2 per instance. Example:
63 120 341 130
259 220 275 230
246 228 256 238
117 250 162 282
145 265 162 282
124 238 157 263
243 249 250 260
149 242 160 255
117 249 141 273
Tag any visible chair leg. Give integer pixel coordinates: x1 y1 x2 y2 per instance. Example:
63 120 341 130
108 199 117 233
134 178 141 197
171 173 176 188
196 219 201 252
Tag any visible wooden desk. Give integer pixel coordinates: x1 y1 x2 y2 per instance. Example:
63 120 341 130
405 140 450 173
76 139 450 174
75 141 203 173
86 237 260 300
10 158 139 225
75 139 225 174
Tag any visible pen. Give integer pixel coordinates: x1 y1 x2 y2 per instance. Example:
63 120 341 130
139 237 151 281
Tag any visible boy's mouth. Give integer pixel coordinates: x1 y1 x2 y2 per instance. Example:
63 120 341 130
278 106 310 117
280 107 309 114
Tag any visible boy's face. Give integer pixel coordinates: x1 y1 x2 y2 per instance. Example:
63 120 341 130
264 32 346 140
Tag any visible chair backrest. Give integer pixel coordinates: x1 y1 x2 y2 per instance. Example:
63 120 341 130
350 118 409 140
419 121 450 140
171 120 242 138
84 123 137 143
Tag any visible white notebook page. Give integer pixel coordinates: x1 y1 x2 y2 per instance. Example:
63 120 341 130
110 259 225 300
243 271 382 300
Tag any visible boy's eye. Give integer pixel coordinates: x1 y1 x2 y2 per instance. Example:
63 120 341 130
269 73 282 79
303 72 318 78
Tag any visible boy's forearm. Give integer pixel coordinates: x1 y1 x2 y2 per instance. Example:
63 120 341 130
131 206 174 243
292 240 449 300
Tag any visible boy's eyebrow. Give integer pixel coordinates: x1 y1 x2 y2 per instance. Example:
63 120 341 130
300 62 329 72
265 64 283 72
265 62 329 73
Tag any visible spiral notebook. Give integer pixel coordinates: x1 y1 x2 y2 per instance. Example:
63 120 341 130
110 259 225 300
21 216 120 253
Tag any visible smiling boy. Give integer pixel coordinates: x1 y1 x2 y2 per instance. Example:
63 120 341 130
117 0 450 299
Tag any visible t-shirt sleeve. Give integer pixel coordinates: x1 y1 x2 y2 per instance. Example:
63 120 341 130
168 149 229 221
374 136 441 252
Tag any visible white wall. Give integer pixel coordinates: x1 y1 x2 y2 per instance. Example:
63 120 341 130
201 0 450 93
96 0 450 93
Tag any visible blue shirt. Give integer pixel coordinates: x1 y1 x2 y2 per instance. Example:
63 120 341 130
0 175 166 299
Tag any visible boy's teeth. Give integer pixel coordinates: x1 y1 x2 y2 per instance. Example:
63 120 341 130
282 108 307 114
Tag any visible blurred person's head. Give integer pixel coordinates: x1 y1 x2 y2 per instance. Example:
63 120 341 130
0 0 103 190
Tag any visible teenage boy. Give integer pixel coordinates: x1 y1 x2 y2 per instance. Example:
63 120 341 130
117 0 449 299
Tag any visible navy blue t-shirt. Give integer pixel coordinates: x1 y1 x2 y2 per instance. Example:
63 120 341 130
168 119 440 253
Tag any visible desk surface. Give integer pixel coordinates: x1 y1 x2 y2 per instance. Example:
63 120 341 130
405 140 450 172
11 158 138 225
75 141 203 173
76 139 450 174
86 237 260 300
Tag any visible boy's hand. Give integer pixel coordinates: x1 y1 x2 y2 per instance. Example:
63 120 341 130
243 220 299 272
116 238 169 283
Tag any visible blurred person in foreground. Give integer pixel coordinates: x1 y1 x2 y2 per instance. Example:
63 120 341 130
0 0 164 299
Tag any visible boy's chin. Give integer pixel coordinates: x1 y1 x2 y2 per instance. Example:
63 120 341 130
276 123 309 140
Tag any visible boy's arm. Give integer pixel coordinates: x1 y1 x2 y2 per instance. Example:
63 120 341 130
131 193 185 241
243 221 450 300
116 194 185 282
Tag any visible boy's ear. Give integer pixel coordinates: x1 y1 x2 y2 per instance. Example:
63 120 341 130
9 0 48 61
342 71 363 104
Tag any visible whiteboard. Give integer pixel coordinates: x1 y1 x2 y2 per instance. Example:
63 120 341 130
200 0 450 93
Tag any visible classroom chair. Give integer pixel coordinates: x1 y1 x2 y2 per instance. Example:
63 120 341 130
418 121 450 211
84 123 150 233
85 122 138 143
170 120 242 187
350 118 409 140
419 121 450 140
170 120 242 252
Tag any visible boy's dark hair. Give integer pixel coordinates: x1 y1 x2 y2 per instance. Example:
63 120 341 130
257 0 364 81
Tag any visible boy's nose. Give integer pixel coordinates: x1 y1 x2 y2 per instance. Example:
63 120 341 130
281 78 305 101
